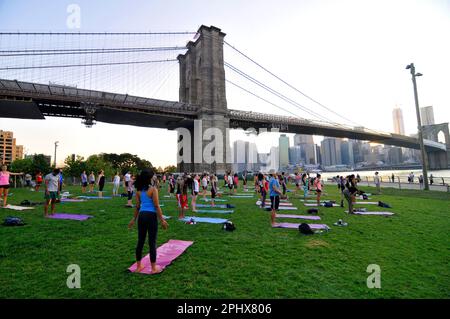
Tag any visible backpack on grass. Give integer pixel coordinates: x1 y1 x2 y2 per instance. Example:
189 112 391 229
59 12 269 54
307 208 319 214
20 200 31 206
223 221 235 231
298 223 314 235
378 201 391 208
3 217 26 226
323 201 334 208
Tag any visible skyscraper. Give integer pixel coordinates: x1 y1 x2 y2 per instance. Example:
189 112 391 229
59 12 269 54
420 106 435 126
320 137 342 166
278 134 290 169
392 107 405 135
293 134 314 145
0 130 24 165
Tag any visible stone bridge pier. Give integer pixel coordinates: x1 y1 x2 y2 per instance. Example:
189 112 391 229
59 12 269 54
423 123 450 170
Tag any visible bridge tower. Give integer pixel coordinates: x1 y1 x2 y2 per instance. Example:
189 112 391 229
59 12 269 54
423 123 450 170
176 25 231 174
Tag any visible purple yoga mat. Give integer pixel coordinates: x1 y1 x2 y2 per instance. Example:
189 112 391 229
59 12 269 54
272 222 329 230
353 211 394 216
61 198 86 202
47 213 93 221
128 239 193 275
276 214 321 220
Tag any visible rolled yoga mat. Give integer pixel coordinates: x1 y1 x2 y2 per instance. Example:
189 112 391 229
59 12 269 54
3 204 34 210
345 211 394 216
276 214 321 220
304 203 340 207
47 213 93 221
128 239 193 274
180 216 228 224
272 222 330 230
195 209 234 214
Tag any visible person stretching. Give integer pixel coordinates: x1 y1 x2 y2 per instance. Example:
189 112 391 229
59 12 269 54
269 170 282 225
344 175 359 214
128 170 168 273
0 165 11 207
191 174 199 212
176 177 188 219
313 174 323 207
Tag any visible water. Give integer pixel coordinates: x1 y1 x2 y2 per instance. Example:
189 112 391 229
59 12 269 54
320 169 450 179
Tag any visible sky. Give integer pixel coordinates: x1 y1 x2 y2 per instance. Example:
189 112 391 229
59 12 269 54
0 0 449 167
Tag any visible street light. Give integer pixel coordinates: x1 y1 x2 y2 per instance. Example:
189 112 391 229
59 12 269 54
54 141 59 168
405 63 429 190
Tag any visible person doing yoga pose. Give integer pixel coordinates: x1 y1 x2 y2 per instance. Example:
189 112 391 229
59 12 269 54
128 170 168 274
344 175 359 214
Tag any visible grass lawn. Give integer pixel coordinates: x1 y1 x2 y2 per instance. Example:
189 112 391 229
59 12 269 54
0 182 449 299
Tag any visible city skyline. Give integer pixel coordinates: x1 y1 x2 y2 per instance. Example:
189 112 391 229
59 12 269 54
1 0 449 167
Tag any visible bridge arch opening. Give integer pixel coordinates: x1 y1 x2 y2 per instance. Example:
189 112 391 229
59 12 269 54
437 130 446 144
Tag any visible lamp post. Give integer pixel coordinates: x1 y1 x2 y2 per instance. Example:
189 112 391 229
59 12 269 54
406 63 429 190
54 141 59 168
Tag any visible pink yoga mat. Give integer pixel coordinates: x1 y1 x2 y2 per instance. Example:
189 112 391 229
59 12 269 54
276 214 321 220
128 239 193 275
47 213 92 221
272 222 329 230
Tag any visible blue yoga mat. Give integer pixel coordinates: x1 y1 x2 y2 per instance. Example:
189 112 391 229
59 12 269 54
77 196 112 199
195 209 234 214
196 204 233 209
180 216 228 224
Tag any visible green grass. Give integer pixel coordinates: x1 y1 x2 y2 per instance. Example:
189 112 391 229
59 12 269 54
0 183 449 299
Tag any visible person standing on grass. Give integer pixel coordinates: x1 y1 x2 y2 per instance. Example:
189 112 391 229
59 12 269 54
88 171 95 192
429 174 434 185
35 171 43 191
126 174 135 207
113 172 121 196
0 165 11 207
176 176 188 219
81 171 88 193
242 170 248 192
191 174 199 212
233 173 239 193
419 175 424 190
344 174 359 214
313 174 323 207
374 172 381 194
201 174 208 200
124 171 131 190
391 173 395 183
280 172 287 197
339 175 346 207
210 174 218 207
301 173 309 200
259 174 269 209
269 170 282 225
128 170 168 274
58 169 64 193
44 168 60 216
97 170 105 198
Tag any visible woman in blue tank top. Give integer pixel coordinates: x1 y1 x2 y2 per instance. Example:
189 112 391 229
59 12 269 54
128 170 168 273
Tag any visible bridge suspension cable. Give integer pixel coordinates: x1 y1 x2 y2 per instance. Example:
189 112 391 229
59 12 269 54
224 40 367 128
224 61 339 124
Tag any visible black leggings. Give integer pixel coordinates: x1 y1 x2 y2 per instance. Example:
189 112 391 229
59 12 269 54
136 212 158 263
127 191 133 200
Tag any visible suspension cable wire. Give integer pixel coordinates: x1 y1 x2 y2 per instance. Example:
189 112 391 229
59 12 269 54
226 79 304 119
224 40 367 128
0 31 196 35
0 58 178 71
0 46 187 57
225 61 336 124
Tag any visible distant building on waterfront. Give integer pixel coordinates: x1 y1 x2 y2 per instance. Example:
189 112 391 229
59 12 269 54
0 130 24 165
320 137 342 166
420 106 435 126
278 134 290 169
393 107 405 135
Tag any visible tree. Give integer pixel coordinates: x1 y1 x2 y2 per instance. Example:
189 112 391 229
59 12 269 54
85 155 114 178
164 165 177 173
100 153 154 174
10 158 33 174
64 155 87 178
10 154 51 175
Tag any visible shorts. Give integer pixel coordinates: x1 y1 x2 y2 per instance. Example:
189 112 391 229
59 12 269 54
45 191 58 200
270 195 280 210
36 181 42 185
99 183 105 191
228 184 233 190
89 181 95 185
177 194 188 209
193 191 198 196
125 181 129 187
316 189 322 194
169 185 174 193
0 184 10 189
202 186 207 190
82 182 88 187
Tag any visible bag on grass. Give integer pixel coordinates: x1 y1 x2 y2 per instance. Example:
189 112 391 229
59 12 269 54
378 201 391 208
323 201 334 208
3 216 26 226
298 223 314 235
307 208 319 214
362 194 368 200
226 204 235 209
20 200 31 206
223 221 235 231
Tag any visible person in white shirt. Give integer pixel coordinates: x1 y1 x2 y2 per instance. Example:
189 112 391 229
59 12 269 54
191 174 200 212
44 169 60 216
227 174 233 195
374 171 381 194
113 172 121 196
124 171 131 188
201 174 208 199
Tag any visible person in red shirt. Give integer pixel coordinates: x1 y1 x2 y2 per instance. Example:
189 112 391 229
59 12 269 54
35 171 43 191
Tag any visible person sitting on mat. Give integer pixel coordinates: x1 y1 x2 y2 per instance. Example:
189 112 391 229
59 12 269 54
269 170 282 225
128 169 168 274
344 175 359 214
44 168 60 216
313 174 323 207
0 165 11 208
